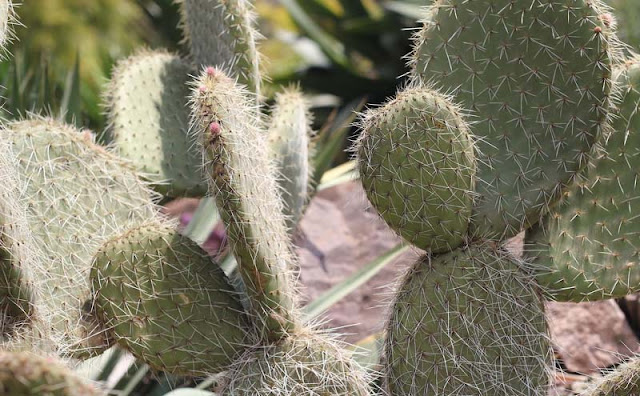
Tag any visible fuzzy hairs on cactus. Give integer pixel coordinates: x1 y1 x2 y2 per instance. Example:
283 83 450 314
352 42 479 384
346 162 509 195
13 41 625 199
356 85 476 253
190 67 298 342
0 118 159 358
91 221 249 375
0 350 103 396
582 355 640 396
410 0 620 240
268 86 314 235
0 0 14 52
177 0 262 97
524 56 640 302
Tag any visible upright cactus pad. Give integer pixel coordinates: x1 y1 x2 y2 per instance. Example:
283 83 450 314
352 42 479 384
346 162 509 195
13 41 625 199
385 244 551 395
105 50 207 197
221 329 371 395
0 118 157 358
412 0 615 239
525 59 640 302
357 86 476 253
91 222 249 375
191 68 298 342
0 351 102 395
583 356 640 396
268 86 313 234
178 0 261 96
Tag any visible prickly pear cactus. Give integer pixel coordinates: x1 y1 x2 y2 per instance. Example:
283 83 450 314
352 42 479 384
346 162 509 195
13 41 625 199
411 0 617 239
0 350 102 395
0 0 13 50
191 67 298 342
582 356 640 396
525 58 640 302
0 118 157 358
357 86 476 253
105 50 206 197
221 329 371 395
385 244 552 396
177 0 261 96
91 222 249 375
268 86 313 234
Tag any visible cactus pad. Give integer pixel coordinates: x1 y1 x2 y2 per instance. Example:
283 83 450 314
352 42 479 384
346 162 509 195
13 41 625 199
192 68 298 342
385 244 551 395
178 0 261 96
357 86 476 253
268 86 313 234
0 351 101 395
91 222 248 375
106 50 207 197
525 59 640 302
221 330 371 395
0 118 157 358
583 355 640 396
412 0 615 239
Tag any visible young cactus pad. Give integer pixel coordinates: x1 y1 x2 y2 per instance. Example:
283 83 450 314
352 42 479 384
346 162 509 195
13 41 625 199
411 0 615 239
0 351 102 396
221 329 371 396
356 86 476 253
582 355 640 396
268 86 314 234
91 222 248 375
0 118 157 358
524 59 640 302
385 244 551 396
191 67 298 342
0 0 13 49
178 0 261 96
105 50 207 197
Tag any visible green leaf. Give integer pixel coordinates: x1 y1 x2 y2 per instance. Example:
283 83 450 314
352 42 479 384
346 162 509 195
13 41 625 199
384 1 425 20
303 244 409 319
351 332 384 369
60 52 81 125
183 198 220 246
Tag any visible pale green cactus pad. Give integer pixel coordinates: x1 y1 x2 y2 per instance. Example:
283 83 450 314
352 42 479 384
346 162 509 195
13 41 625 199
0 351 102 396
525 59 640 302
412 0 615 239
385 244 551 395
178 0 261 96
0 0 13 50
192 68 298 342
0 118 157 358
268 86 313 234
221 330 371 395
91 222 248 375
357 86 476 253
106 50 207 197
583 355 640 396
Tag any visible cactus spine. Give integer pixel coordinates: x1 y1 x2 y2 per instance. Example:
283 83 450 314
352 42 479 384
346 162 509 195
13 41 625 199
582 356 640 396
0 0 13 50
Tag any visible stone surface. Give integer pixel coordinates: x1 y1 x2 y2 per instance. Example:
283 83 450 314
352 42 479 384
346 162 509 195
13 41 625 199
295 181 420 344
546 300 640 373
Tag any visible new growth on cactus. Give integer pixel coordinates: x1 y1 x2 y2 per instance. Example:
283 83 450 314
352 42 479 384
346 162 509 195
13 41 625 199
0 0 14 52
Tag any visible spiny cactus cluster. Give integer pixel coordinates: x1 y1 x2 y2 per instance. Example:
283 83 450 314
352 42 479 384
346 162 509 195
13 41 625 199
5 0 640 395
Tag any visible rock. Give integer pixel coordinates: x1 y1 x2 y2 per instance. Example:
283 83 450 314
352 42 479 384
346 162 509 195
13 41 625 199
546 300 640 373
296 181 419 344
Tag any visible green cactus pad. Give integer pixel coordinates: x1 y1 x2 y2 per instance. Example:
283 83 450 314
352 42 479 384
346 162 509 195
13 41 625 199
583 356 640 396
105 50 207 197
192 68 298 342
386 244 551 395
525 59 640 302
0 351 102 395
91 222 248 375
412 0 615 239
0 118 157 358
357 86 476 253
221 330 371 395
178 0 261 96
268 86 313 235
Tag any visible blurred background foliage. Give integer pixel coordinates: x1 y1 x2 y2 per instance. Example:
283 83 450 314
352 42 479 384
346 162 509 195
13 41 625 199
1 0 639 150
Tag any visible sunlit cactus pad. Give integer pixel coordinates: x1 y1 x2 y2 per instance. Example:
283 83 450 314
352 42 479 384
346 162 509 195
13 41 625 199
91 222 249 375
0 350 102 395
412 0 615 239
357 86 476 253
106 50 207 197
525 59 640 302
385 244 551 395
221 330 371 395
0 118 157 358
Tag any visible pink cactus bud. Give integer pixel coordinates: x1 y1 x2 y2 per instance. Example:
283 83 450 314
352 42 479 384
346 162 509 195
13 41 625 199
209 122 221 136
199 85 207 94
206 67 216 77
